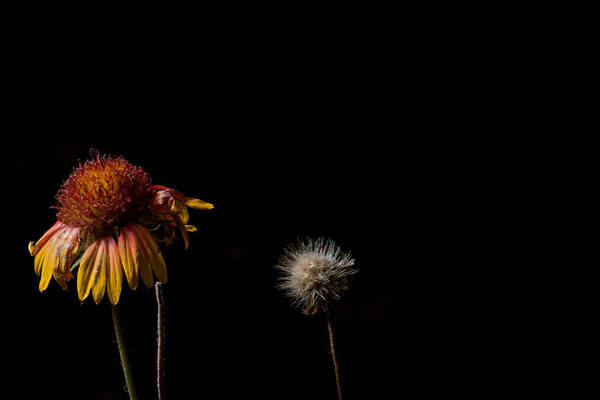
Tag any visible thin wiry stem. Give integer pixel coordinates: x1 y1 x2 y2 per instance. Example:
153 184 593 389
327 311 343 400
112 305 139 400
155 282 167 400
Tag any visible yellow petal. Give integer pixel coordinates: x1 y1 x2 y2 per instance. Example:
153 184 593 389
77 240 100 301
57 227 79 275
30 221 63 257
118 227 139 290
107 237 123 305
185 198 214 210
53 269 74 291
185 225 198 232
135 225 168 284
39 235 60 292
178 221 190 249
92 239 108 304
131 225 154 288
34 247 48 276
178 202 190 225
151 252 168 284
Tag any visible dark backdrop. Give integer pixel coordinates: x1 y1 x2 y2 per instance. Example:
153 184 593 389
2 14 534 400
5 7 553 400
4 62 393 399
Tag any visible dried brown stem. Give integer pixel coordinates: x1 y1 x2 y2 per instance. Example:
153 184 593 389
327 311 343 400
155 282 166 400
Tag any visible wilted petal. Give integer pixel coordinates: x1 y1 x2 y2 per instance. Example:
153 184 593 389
29 221 64 257
185 197 214 210
129 223 155 288
135 224 168 284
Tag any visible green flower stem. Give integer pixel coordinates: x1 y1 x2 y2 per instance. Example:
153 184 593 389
112 304 139 400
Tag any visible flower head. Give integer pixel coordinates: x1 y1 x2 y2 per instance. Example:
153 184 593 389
275 237 356 315
28 150 213 304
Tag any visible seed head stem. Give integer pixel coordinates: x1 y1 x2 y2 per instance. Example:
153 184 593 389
327 311 343 400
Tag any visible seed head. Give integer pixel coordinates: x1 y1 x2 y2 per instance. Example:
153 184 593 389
275 237 356 315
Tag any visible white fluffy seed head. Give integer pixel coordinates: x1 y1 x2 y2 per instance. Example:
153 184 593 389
275 237 356 315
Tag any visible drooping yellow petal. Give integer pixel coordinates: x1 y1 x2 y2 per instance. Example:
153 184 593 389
77 240 100 301
39 235 61 292
171 215 190 249
118 226 139 290
178 201 190 225
37 247 52 290
56 227 79 274
185 197 214 210
152 252 168 283
129 224 154 288
53 267 74 291
33 223 64 279
185 225 198 232
135 224 167 283
107 237 123 305
34 246 48 276
30 221 64 257
128 228 149 288
170 198 190 224
32 223 82 292
92 239 108 304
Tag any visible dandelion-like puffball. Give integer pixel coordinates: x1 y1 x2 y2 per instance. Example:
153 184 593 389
275 237 356 315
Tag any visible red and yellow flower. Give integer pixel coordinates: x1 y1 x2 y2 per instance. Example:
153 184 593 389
28 151 213 304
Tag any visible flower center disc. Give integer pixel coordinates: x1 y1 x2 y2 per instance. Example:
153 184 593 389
55 154 155 234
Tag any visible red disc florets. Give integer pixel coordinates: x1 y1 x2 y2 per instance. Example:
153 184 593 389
55 151 156 234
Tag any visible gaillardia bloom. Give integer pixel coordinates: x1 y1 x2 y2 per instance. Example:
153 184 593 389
28 151 213 305
275 238 356 315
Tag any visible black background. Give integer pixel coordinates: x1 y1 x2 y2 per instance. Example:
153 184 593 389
4 36 395 399
2 10 565 400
